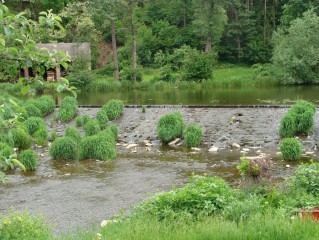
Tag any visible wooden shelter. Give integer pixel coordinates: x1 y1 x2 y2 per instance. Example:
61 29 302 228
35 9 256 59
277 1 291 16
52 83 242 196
34 42 91 81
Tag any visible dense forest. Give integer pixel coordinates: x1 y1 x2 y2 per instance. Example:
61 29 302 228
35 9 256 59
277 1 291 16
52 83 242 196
3 0 319 85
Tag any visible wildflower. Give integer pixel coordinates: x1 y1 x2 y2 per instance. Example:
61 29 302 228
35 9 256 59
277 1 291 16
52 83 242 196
96 233 102 240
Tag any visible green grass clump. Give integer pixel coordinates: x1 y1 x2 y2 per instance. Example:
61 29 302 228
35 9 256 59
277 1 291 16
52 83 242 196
23 117 46 136
75 116 83 127
11 128 32 150
33 127 48 146
22 104 41 118
0 142 13 159
58 97 78 122
80 135 116 160
279 138 302 161
0 133 14 147
64 126 81 145
49 137 78 160
81 114 91 125
36 95 55 116
0 210 51 240
157 112 184 144
95 109 109 129
183 124 203 147
19 149 38 170
84 120 101 136
102 99 124 120
279 112 296 138
49 131 58 142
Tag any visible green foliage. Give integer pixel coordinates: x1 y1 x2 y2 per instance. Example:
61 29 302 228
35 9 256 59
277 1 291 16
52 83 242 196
279 138 302 161
11 128 32 150
33 127 48 146
279 112 296 138
75 116 83 127
84 120 101 136
273 10 319 84
58 97 78 122
95 110 109 129
19 150 38 170
137 175 234 218
22 104 41 118
25 96 55 117
157 112 184 144
181 48 213 81
236 158 260 177
49 137 78 160
155 65 175 82
64 126 81 145
102 99 124 121
0 133 14 147
0 142 13 160
23 117 46 136
142 105 146 113
183 124 203 148
0 210 51 240
67 53 92 88
80 135 116 161
81 114 91 125
98 124 119 143
49 131 58 142
289 161 319 195
120 67 143 82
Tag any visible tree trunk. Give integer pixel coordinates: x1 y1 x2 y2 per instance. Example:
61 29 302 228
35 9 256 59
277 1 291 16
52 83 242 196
132 32 137 83
264 0 267 45
205 1 215 53
183 0 186 27
205 36 212 53
111 19 120 81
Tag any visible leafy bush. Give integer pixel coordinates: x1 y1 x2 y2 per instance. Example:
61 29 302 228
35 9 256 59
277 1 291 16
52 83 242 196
23 117 46 136
81 114 90 125
102 99 124 121
64 126 81 145
156 65 175 82
137 175 234 218
80 135 116 161
58 97 78 122
84 120 101 136
183 124 203 147
37 95 55 116
95 109 109 129
11 128 32 150
120 66 142 82
22 104 41 118
290 100 316 135
279 112 296 138
19 150 38 170
279 138 302 161
75 116 83 127
33 127 48 146
181 48 212 81
0 210 51 240
49 137 78 160
49 131 58 142
98 125 119 143
157 112 184 144
289 161 319 195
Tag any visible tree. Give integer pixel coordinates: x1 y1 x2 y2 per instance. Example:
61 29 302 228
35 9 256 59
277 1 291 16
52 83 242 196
272 10 319 84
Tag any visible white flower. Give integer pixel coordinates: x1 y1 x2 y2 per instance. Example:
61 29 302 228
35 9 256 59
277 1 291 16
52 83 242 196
100 220 108 228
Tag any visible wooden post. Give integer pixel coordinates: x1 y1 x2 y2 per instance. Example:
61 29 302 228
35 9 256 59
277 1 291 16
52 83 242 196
55 66 61 81
24 67 29 80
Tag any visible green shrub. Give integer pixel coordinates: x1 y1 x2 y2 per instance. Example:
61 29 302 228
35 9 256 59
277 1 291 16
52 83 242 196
58 97 78 122
37 95 55 116
81 114 90 125
0 142 13 159
95 109 109 129
137 175 234 218
19 149 38 170
279 138 302 161
120 66 142 82
183 124 203 147
33 127 48 146
157 112 184 144
64 126 81 145
0 133 14 147
102 99 124 121
49 131 58 142
98 125 119 143
0 210 51 240
279 113 296 138
289 161 319 195
22 104 41 118
75 116 83 127
80 135 116 161
290 100 316 135
84 120 101 136
23 117 46 136
11 128 32 150
49 137 78 160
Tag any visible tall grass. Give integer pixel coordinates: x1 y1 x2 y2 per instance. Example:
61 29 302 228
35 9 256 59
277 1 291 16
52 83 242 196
54 213 319 240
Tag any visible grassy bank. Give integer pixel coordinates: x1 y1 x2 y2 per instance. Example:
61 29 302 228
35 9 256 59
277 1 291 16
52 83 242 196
54 213 319 240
